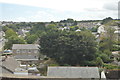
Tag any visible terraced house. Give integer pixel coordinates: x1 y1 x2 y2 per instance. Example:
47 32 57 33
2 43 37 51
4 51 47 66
12 44 39 61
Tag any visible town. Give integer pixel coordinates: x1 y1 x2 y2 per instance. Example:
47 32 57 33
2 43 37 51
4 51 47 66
0 17 120 80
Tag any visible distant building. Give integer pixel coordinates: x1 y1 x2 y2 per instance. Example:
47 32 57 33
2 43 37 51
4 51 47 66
77 22 99 29
47 66 100 79
0 31 5 38
17 29 29 37
97 25 106 34
75 29 81 32
12 44 39 61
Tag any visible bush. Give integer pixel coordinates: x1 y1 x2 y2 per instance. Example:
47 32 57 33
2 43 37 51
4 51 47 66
103 63 120 69
100 54 111 63
44 57 49 60
49 64 59 66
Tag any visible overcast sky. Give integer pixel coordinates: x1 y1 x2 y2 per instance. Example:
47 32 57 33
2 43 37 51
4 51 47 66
0 0 119 22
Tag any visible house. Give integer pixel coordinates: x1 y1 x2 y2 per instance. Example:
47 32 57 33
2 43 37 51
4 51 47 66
97 25 106 34
12 44 39 61
0 31 5 38
77 22 99 29
17 29 30 37
1 56 20 74
1 56 40 76
17 29 25 37
47 66 100 79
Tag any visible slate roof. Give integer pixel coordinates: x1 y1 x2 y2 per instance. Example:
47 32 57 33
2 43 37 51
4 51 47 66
1 56 20 73
12 44 39 49
47 67 100 78
14 55 38 61
0 66 13 74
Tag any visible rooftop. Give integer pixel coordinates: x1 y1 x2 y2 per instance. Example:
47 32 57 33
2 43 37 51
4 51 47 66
1 56 20 72
14 55 38 61
47 66 100 78
12 44 39 49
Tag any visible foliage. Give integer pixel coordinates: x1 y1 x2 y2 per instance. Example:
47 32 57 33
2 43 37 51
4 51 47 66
70 26 79 31
4 28 25 49
4 35 25 49
90 27 98 32
103 63 120 69
30 22 45 34
40 30 97 66
25 34 38 44
60 18 74 23
99 27 115 51
100 54 111 63
96 57 103 67
5 29 18 38
101 17 113 24
49 64 59 66
112 45 120 51
2 26 9 32
103 49 111 57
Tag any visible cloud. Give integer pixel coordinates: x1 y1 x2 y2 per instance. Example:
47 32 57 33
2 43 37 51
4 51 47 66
15 10 60 22
0 0 118 12
0 0 119 21
103 2 118 11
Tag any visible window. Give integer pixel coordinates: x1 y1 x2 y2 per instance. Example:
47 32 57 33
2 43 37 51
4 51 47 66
17 50 20 53
28 50 31 53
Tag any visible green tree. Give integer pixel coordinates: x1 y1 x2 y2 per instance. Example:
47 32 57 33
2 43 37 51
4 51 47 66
70 26 79 31
2 26 9 32
25 34 38 44
101 17 113 24
96 57 103 67
4 35 25 49
5 29 18 39
100 54 110 63
67 18 74 23
46 24 58 31
40 30 97 66
30 22 45 34
99 27 115 51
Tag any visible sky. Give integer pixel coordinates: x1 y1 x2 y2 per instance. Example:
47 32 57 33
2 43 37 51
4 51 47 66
0 0 119 22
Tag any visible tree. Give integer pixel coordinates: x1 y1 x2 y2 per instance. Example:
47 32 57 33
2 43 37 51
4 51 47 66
96 57 103 67
25 34 38 44
70 26 79 31
100 54 110 63
99 26 115 52
40 30 97 66
101 17 113 24
90 27 98 32
46 24 58 31
67 18 74 23
73 20 77 26
2 26 9 32
5 29 18 38
30 22 45 34
4 35 25 49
